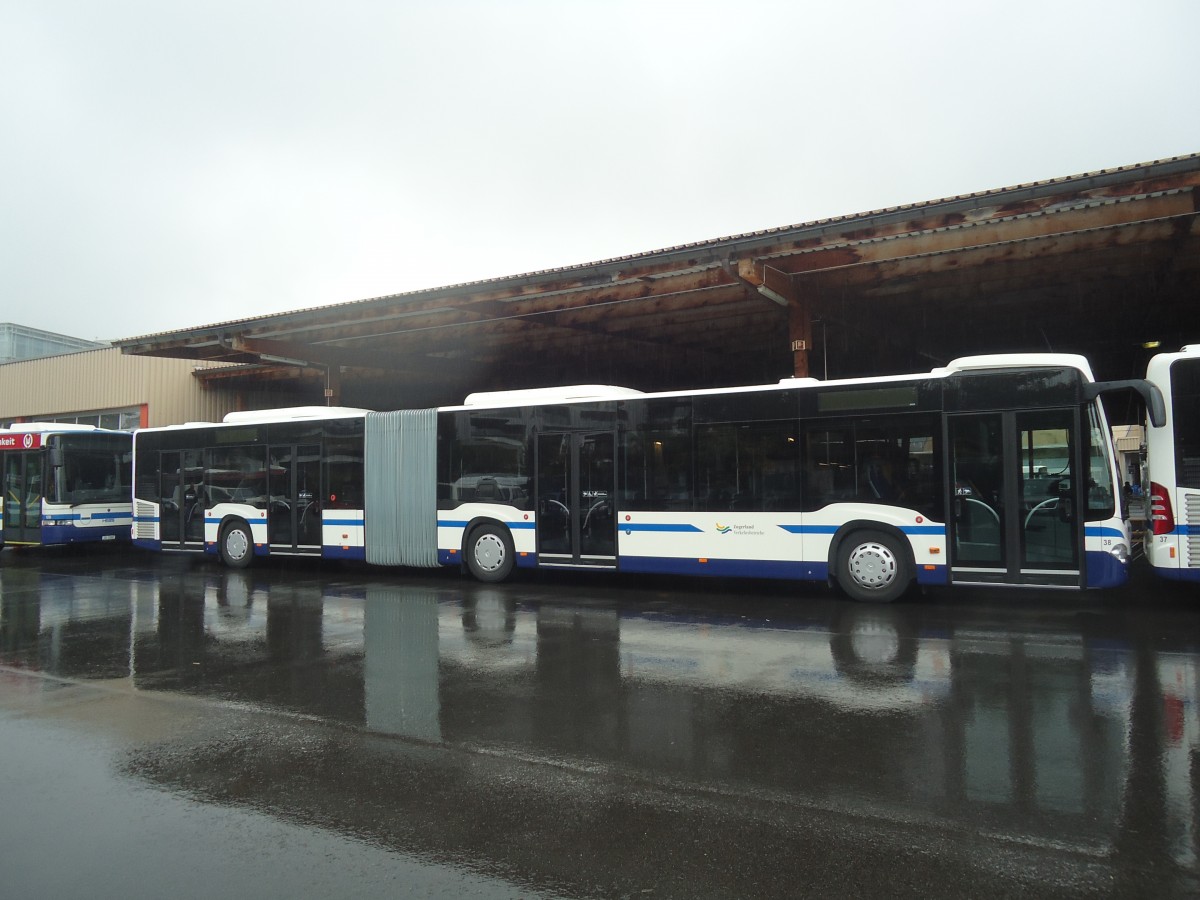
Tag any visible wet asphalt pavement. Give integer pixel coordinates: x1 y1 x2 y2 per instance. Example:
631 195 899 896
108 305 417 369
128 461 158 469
0 548 1197 899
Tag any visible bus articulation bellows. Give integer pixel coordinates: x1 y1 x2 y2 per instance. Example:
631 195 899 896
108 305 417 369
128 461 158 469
1 424 133 551
131 354 1150 602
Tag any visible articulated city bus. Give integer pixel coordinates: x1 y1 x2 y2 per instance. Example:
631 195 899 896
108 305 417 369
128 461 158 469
1 425 133 551
1144 345 1200 582
131 353 1154 601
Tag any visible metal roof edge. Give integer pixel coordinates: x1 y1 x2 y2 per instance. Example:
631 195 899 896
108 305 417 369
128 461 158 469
114 152 1200 348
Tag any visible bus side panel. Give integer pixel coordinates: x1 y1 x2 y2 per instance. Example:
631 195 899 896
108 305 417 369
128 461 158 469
132 497 160 551
437 505 537 568
616 505 949 585
40 503 132 546
322 509 366 560
806 505 949 587
1084 521 1131 589
1145 486 1200 580
206 503 268 554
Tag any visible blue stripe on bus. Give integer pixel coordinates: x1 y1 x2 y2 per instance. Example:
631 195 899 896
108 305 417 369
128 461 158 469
620 555 948 586
323 545 366 560
203 516 267 525
619 556 828 579
437 520 536 530
42 512 133 522
40 524 129 545
778 524 945 535
322 518 363 526
1084 526 1125 539
620 523 704 533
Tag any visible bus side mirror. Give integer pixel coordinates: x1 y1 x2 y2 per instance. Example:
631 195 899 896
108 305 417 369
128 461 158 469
48 447 64 468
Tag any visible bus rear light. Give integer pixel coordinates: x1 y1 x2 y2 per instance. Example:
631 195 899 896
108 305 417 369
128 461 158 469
1149 482 1175 536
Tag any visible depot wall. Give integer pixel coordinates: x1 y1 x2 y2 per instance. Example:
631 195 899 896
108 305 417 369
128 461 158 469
0 347 251 427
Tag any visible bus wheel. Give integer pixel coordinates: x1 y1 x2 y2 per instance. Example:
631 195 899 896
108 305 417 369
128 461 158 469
836 530 911 603
219 520 254 569
466 524 514 583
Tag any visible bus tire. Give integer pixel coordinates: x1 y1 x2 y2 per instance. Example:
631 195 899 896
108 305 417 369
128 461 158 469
465 523 514 583
835 529 911 603
219 519 254 570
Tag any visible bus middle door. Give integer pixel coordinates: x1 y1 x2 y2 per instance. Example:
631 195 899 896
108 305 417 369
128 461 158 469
536 431 616 568
268 444 322 553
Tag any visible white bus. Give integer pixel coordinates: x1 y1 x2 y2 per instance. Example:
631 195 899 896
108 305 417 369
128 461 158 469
1 424 133 552
131 354 1152 601
1144 345 1200 582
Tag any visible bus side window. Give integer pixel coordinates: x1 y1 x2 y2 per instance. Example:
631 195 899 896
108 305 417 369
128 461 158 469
803 429 854 510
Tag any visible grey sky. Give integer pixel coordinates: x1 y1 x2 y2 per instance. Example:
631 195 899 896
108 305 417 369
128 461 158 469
2 0 1197 342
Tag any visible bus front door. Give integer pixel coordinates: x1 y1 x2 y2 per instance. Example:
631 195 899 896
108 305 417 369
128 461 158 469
536 432 616 568
267 444 322 553
3 451 42 545
158 450 204 549
949 410 1082 587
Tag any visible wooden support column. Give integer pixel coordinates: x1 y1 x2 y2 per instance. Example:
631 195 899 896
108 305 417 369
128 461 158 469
734 259 816 377
789 293 814 378
325 365 342 406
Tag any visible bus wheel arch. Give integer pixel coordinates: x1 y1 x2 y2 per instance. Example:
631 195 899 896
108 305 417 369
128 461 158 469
829 522 914 603
219 517 255 569
463 519 515 583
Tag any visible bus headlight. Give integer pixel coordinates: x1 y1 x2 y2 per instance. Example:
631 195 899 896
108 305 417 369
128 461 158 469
1109 543 1129 564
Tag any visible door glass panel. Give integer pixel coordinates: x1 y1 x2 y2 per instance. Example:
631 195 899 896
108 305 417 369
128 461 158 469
296 445 321 547
537 434 571 556
159 452 181 543
22 454 41 532
182 450 204 543
268 447 294 547
579 434 615 558
268 445 322 549
4 453 34 537
1017 410 1077 570
950 415 1005 567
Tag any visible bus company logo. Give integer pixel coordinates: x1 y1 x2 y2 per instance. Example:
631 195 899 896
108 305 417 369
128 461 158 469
715 523 765 536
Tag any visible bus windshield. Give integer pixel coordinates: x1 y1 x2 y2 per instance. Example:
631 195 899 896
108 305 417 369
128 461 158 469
49 435 132 505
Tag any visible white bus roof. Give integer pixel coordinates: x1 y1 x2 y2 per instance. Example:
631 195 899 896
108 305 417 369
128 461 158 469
451 353 1100 411
221 406 371 424
938 353 1096 380
463 385 646 407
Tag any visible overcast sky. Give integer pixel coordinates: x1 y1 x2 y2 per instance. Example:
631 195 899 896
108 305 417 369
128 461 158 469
2 1 1197 343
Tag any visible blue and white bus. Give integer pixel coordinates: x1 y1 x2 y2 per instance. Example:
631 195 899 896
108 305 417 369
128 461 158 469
131 354 1151 601
1144 345 1200 582
1 424 133 552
